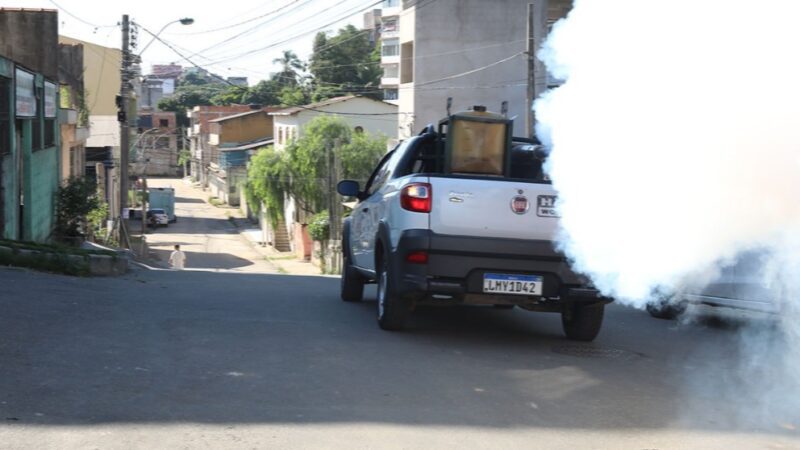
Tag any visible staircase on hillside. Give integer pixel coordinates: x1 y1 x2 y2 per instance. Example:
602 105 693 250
272 221 292 252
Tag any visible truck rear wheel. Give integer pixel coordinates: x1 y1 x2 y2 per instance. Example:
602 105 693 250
340 255 364 302
561 302 605 342
376 251 411 331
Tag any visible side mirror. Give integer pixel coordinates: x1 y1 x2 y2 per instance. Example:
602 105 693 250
337 180 360 197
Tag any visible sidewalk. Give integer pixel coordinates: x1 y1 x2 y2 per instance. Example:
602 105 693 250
237 223 322 276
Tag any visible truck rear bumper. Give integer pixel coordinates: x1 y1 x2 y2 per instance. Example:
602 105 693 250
389 230 608 306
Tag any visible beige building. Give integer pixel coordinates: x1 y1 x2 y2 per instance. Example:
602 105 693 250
57 41 89 182
397 0 572 139
58 36 122 156
59 36 122 216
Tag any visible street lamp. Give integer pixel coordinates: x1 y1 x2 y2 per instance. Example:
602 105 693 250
137 18 194 56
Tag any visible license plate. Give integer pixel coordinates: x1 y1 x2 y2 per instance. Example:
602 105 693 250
483 273 543 296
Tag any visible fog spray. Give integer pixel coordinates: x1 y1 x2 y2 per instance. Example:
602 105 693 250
536 0 800 428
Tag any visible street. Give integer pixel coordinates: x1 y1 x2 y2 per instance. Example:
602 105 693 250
1 267 798 448
142 178 276 273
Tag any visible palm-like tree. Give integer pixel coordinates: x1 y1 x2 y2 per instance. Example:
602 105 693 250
272 50 306 86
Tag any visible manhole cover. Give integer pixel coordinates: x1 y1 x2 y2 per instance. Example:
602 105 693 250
551 344 643 360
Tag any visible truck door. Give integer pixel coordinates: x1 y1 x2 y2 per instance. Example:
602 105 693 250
351 151 395 271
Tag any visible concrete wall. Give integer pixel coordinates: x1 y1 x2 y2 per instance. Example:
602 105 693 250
0 9 59 80
398 0 572 139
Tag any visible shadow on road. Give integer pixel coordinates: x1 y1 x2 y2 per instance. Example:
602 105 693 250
175 196 205 204
0 268 794 436
146 216 238 236
148 248 255 270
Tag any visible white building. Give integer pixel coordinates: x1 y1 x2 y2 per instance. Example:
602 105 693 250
270 95 398 152
397 0 572 140
379 0 401 104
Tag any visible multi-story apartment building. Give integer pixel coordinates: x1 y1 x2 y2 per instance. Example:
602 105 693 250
397 0 572 139
379 0 401 104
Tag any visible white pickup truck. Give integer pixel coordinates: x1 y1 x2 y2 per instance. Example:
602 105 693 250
336 108 610 341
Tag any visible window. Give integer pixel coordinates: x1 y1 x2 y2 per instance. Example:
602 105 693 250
382 0 399 7
382 19 397 32
366 151 395 196
510 145 550 183
159 119 169 128
383 89 398 100
382 39 399 57
401 41 414 83
383 64 399 78
354 126 364 134
278 127 284 145
44 118 55 148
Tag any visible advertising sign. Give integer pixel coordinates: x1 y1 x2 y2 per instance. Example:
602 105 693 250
44 81 57 118
15 68 35 117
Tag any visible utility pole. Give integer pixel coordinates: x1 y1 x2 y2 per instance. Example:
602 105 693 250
526 3 536 139
119 14 131 222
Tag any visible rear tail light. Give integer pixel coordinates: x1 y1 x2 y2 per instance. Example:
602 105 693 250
401 183 432 213
406 251 429 264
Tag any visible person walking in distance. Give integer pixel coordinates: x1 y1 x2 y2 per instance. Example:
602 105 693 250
169 244 186 270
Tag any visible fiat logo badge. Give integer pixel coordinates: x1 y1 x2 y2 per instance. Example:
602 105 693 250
511 195 529 215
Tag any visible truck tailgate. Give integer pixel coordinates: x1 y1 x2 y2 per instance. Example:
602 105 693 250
428 177 558 241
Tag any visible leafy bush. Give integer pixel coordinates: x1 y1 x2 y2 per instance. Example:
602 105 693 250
55 177 102 242
308 211 330 242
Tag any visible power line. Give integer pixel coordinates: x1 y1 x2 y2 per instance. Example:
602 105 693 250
206 0 383 65
185 0 319 59
416 52 525 87
48 0 116 30
170 0 304 36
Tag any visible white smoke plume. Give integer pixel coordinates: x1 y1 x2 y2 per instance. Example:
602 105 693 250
535 0 800 428
536 0 800 304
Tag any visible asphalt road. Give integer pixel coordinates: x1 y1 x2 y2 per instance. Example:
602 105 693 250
0 265 798 449
142 178 276 273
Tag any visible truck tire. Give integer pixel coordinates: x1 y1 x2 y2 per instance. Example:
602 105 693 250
376 249 411 331
340 255 364 302
561 302 605 342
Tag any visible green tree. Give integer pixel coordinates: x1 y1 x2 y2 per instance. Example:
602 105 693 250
210 86 248 106
279 85 310 106
244 146 288 226
272 50 305 87
241 79 282 106
339 130 388 182
287 116 387 213
158 84 229 125
308 25 381 101
245 116 388 228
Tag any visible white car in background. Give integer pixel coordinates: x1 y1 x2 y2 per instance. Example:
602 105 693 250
147 208 169 228
647 250 781 319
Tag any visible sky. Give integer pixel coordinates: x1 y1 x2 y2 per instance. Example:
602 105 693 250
8 0 371 85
